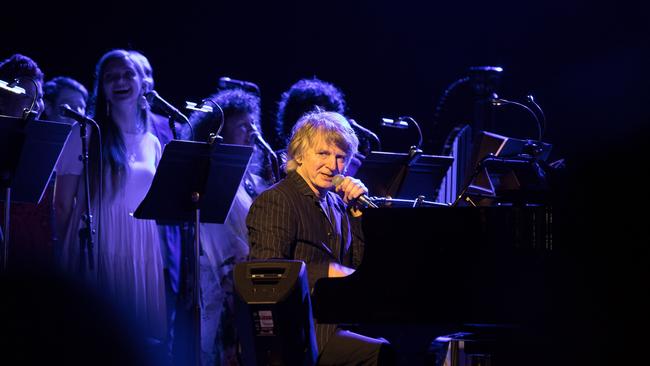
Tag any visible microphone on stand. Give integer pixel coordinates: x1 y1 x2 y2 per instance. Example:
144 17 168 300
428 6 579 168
349 118 381 153
218 77 260 95
251 130 274 156
332 174 378 208
145 90 190 124
59 104 94 124
59 104 96 271
250 125 280 183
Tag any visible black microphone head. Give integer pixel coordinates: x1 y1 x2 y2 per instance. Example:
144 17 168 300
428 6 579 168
144 90 159 104
218 77 232 88
250 130 262 146
59 103 74 117
218 76 260 95
331 174 377 208
58 103 91 124
251 130 270 150
332 174 345 187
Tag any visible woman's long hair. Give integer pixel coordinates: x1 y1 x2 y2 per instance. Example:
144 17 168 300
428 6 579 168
88 49 150 197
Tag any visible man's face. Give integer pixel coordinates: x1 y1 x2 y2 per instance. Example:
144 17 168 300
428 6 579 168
45 87 86 124
295 133 348 196
222 112 255 146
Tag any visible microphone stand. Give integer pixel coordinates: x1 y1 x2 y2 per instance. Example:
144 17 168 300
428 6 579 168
2 186 9 271
451 154 539 207
78 120 95 272
168 115 178 140
252 132 280 183
371 196 449 208
191 190 201 366
451 153 501 207
451 163 484 207
349 119 381 154
2 83 39 271
266 148 280 184
251 129 280 183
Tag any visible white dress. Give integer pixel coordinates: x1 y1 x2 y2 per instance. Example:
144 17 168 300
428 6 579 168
199 172 267 366
59 130 167 340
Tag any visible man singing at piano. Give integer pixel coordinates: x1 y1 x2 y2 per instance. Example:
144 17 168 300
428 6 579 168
246 110 393 365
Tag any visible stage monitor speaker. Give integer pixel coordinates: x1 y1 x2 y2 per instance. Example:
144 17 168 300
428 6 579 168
234 260 317 366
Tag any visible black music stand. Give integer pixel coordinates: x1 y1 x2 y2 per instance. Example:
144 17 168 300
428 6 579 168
134 139 253 366
1 115 72 270
464 131 553 203
354 151 453 206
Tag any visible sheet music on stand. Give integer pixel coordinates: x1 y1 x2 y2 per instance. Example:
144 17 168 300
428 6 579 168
134 139 253 366
354 151 453 206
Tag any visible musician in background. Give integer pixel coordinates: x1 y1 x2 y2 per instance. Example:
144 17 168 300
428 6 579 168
0 54 44 119
56 49 167 345
275 78 368 179
247 111 393 365
275 78 346 148
0 53 51 268
42 76 88 125
42 76 89 263
185 87 270 365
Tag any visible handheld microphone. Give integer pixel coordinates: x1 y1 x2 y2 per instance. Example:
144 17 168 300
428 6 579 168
145 90 190 124
60 104 93 123
218 77 260 95
349 118 381 152
332 174 378 209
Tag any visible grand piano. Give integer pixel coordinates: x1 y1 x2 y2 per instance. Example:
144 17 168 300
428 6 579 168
312 205 553 327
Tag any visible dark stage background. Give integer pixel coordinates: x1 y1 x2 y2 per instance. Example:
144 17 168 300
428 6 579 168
4 0 647 158
3 0 649 364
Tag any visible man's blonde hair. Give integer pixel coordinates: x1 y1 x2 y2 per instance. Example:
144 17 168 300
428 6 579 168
286 111 359 172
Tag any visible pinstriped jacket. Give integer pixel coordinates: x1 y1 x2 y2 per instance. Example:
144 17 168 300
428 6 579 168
246 170 365 352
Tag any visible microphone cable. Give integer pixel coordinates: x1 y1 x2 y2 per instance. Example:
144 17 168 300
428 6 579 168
11 77 40 120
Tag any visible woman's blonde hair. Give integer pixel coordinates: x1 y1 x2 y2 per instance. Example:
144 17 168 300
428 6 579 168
285 111 359 172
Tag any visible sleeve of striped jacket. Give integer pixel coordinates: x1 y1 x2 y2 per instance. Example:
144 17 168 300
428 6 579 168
246 188 295 260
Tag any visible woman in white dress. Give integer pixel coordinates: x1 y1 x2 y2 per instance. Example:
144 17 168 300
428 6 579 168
56 49 166 341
